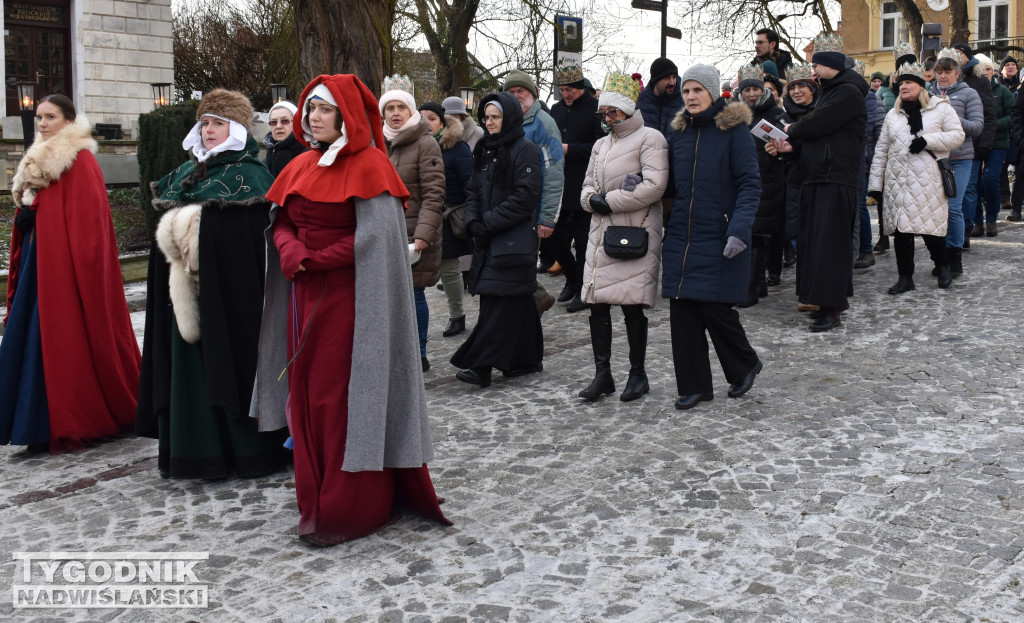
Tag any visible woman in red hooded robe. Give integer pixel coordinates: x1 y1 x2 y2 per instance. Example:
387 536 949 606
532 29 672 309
252 74 450 546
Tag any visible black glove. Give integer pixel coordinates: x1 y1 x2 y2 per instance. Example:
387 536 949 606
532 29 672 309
14 206 36 233
467 221 486 239
909 137 927 155
868 190 883 203
589 193 612 215
974 147 991 162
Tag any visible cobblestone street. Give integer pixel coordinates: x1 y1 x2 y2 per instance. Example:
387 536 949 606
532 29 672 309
2 218 1023 622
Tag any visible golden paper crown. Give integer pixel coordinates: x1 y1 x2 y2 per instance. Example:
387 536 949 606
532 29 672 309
786 63 815 82
555 63 585 85
738 64 765 83
896 61 926 82
814 33 844 54
602 72 641 102
381 74 414 96
893 42 916 62
936 47 960 63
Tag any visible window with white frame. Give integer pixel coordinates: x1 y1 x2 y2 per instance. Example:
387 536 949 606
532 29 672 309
976 0 1010 45
880 2 910 50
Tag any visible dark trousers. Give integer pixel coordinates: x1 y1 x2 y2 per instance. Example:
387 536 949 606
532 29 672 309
543 210 590 285
590 303 644 321
669 299 759 396
1013 153 1024 210
893 230 947 276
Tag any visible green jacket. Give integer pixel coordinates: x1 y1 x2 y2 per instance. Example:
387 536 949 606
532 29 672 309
876 86 896 112
990 77 1015 150
153 136 274 206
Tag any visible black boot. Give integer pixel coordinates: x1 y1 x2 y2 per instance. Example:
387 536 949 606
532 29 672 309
936 265 952 289
887 275 916 294
873 234 889 254
619 314 649 402
557 280 579 303
948 247 963 277
579 315 615 401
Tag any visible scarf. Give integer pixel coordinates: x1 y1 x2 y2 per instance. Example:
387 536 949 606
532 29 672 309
382 110 423 143
181 114 249 163
901 98 924 135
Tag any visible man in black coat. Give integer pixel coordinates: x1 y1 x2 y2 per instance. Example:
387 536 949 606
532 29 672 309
770 35 866 332
953 44 998 239
1009 86 1024 221
547 63 605 313
751 28 794 79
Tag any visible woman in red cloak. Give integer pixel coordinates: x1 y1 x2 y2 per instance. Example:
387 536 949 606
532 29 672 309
0 95 141 453
251 75 450 546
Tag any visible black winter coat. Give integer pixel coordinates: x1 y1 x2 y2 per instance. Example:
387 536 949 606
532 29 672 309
464 92 543 297
263 132 308 177
550 91 605 212
1012 86 1024 151
746 93 790 236
439 125 475 259
962 58 997 158
786 69 867 188
751 50 794 79
637 82 685 137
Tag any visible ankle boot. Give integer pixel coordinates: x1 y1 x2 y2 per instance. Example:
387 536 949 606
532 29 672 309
936 265 952 289
619 314 649 402
887 275 916 294
579 315 615 401
948 247 963 277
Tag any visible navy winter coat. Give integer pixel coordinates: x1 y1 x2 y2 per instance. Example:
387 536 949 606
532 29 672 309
551 91 605 212
438 117 475 259
662 99 761 304
637 81 685 137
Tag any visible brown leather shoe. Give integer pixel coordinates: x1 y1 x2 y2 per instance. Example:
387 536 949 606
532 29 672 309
797 303 820 312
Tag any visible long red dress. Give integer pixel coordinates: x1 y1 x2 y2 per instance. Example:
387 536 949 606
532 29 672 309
273 195 448 545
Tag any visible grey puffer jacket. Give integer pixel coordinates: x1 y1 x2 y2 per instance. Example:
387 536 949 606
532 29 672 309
930 80 984 160
579 112 668 308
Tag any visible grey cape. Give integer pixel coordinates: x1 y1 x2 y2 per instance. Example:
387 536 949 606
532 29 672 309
249 194 436 472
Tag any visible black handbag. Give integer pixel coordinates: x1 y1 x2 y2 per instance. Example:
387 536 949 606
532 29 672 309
488 223 538 269
926 149 956 198
603 206 651 260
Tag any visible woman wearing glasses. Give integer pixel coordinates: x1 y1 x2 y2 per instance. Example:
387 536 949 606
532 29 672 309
451 92 544 387
263 100 308 177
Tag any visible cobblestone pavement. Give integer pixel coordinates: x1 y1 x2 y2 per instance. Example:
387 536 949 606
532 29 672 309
2 218 1024 622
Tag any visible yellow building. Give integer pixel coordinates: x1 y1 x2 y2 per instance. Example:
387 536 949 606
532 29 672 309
843 0 1023 75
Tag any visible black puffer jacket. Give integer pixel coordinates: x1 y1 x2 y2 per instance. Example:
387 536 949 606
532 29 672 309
962 57 997 158
550 91 605 212
263 132 308 177
745 91 790 236
786 69 867 188
464 92 543 297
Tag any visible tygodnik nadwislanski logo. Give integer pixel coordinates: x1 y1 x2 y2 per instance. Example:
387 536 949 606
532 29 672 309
12 552 209 608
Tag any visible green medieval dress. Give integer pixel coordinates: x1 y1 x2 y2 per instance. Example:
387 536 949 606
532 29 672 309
136 137 290 479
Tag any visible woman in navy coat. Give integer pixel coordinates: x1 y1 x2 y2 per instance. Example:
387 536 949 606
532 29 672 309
662 65 763 410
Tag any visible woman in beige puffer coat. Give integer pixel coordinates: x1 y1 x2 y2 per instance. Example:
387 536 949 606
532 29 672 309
868 62 964 295
381 77 446 371
577 72 669 403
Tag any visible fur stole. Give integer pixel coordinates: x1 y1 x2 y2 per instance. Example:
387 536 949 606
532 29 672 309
440 115 466 151
670 101 753 132
12 116 97 206
156 204 203 343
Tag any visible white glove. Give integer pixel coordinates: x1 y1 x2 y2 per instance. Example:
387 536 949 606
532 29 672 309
723 236 747 259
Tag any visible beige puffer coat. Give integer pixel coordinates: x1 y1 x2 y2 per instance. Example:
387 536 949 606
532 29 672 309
869 94 965 237
579 112 669 308
387 116 446 287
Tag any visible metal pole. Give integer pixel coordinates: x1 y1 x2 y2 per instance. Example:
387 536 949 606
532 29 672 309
661 0 668 58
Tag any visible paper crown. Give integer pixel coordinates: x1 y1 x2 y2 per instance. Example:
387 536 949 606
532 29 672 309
896 61 926 82
786 63 815 82
381 74 414 96
852 59 866 76
814 33 844 54
893 42 916 62
602 71 641 102
936 47 961 62
555 63 585 85
738 64 765 83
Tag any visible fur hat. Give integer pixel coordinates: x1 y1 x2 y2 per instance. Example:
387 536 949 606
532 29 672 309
737 64 766 94
555 63 585 88
893 42 917 69
812 33 846 71
650 57 679 84
598 72 642 116
196 89 254 134
896 61 926 87
504 69 538 98
681 64 721 103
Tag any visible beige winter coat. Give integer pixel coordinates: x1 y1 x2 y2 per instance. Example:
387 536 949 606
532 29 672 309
580 112 669 308
869 93 965 237
387 116 446 288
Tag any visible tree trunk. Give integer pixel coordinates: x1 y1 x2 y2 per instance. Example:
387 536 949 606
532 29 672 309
413 0 480 96
294 0 394 91
893 0 924 58
948 0 970 45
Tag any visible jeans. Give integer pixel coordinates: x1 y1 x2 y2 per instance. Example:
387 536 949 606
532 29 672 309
438 258 464 319
961 159 982 234
945 159 974 248
413 287 428 357
973 148 1006 224
858 160 873 253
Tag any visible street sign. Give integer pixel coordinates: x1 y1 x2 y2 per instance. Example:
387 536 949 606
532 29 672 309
665 27 682 39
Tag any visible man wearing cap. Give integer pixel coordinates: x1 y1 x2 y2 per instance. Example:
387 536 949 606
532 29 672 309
503 69 565 313
549 63 605 313
442 95 484 151
769 34 867 332
637 57 683 137
999 56 1019 92
953 43 997 241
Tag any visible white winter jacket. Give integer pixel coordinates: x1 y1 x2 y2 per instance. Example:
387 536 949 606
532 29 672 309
868 94 965 237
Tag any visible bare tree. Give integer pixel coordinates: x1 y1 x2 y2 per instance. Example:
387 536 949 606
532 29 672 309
891 0 924 55
947 0 970 45
293 0 396 90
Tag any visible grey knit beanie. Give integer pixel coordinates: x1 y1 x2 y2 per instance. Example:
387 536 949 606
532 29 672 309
681 64 721 103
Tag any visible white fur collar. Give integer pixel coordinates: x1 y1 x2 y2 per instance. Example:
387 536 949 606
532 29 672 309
11 116 97 206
